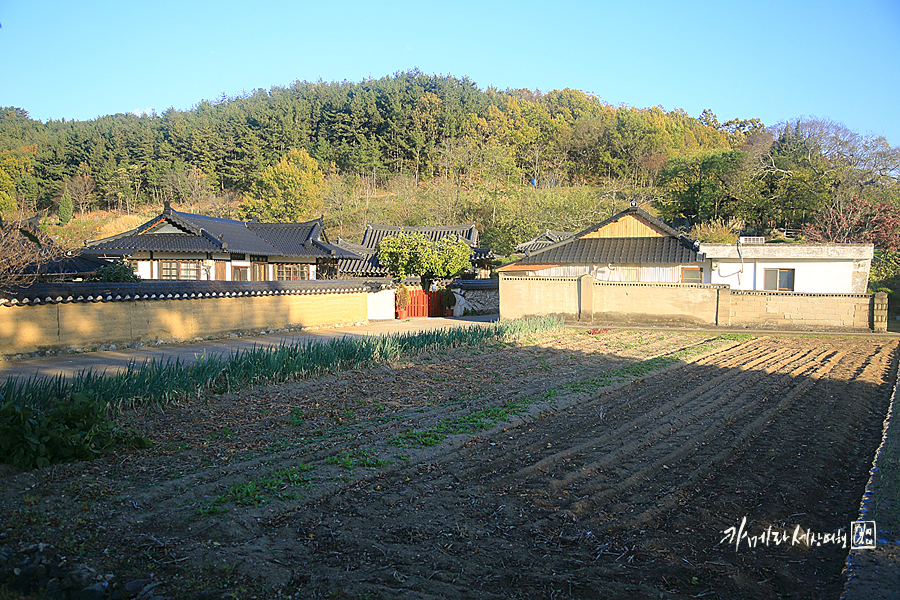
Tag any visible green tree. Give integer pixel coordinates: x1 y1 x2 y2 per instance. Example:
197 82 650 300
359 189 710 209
85 259 141 282
658 149 746 223
240 148 326 222
377 232 471 288
377 232 430 279
0 149 30 217
58 185 73 224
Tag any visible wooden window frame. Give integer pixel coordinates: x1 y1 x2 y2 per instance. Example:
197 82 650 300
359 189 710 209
159 259 200 280
159 260 179 280
681 266 702 284
252 262 268 281
276 264 309 281
232 266 250 281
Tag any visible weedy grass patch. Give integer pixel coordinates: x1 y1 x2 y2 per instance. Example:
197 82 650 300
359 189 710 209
390 333 747 449
213 463 315 509
326 448 391 470
0 391 151 469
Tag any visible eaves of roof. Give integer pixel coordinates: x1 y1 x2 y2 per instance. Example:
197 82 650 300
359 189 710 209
498 262 559 272
525 207 684 259
516 237 704 265
360 223 480 249
87 210 359 260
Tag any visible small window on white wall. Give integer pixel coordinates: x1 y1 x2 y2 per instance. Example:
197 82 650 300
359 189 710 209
681 267 702 284
764 268 795 291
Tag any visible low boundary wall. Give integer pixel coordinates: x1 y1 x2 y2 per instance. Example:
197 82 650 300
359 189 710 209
0 280 388 356
448 279 499 316
499 274 887 332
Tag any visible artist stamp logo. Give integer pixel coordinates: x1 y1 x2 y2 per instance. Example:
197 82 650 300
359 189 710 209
719 517 877 551
850 521 876 550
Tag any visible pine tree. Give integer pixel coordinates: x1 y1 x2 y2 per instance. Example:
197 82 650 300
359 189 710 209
59 186 73 224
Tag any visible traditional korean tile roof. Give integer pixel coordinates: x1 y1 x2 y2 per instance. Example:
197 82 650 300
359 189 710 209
360 223 481 248
514 230 575 254
84 206 359 260
503 207 703 268
514 236 703 265
334 238 389 276
448 279 499 290
0 279 383 305
336 223 494 276
23 252 112 277
247 222 349 257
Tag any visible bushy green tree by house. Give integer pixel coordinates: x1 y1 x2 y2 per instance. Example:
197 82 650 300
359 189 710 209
377 232 472 288
240 148 326 222
85 259 141 282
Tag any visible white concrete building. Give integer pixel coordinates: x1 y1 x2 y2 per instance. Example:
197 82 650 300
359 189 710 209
700 240 873 294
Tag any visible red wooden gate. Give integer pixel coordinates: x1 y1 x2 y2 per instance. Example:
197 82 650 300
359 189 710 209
407 290 443 317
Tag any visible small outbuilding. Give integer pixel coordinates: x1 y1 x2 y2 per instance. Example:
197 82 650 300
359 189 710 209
499 207 705 282
700 239 872 294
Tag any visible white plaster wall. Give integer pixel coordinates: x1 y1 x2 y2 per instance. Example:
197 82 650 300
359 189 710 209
709 259 856 293
367 289 395 320
135 261 153 279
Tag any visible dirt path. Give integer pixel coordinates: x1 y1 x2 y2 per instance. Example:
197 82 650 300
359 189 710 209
1 330 896 599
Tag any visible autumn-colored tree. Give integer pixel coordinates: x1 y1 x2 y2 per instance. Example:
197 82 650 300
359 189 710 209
0 218 66 292
240 148 326 222
166 167 212 213
66 163 97 221
0 150 30 217
800 196 900 250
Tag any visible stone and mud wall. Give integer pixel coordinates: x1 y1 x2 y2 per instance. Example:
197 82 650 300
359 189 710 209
499 274 887 332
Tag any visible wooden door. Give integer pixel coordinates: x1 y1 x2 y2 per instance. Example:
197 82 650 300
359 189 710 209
408 290 444 317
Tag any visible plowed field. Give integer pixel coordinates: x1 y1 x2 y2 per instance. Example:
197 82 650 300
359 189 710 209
1 329 897 599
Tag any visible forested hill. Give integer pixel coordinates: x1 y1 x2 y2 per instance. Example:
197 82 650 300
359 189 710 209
1 70 898 255
0 71 730 199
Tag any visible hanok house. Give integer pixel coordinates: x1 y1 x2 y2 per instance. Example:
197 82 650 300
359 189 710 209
499 207 705 282
514 229 574 255
84 204 359 281
336 223 495 279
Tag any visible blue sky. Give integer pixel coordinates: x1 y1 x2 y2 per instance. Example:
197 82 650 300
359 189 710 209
1 0 899 146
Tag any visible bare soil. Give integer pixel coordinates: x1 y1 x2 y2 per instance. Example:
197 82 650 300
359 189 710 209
1 329 897 599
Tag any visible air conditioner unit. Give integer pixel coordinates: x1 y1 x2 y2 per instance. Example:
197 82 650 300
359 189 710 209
739 236 766 245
